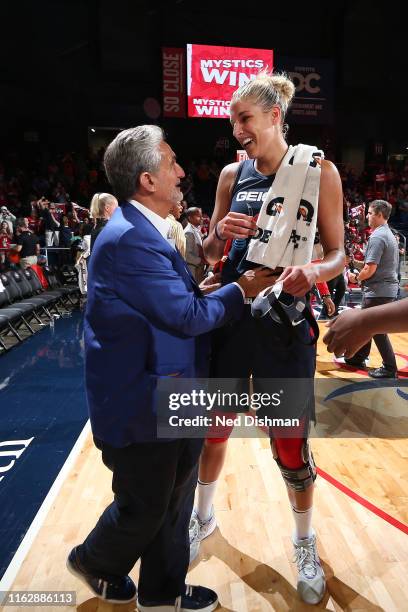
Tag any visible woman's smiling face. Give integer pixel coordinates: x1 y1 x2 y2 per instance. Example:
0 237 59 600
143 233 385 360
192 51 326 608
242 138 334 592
230 98 278 159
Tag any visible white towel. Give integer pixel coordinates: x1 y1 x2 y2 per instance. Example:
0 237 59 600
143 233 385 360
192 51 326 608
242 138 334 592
246 144 323 269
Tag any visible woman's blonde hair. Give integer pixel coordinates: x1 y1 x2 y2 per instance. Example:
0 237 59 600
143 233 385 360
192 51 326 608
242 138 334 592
231 71 295 130
89 193 118 219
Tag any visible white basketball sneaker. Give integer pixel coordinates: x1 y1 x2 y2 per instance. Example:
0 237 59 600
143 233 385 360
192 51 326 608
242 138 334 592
189 506 217 551
292 530 326 604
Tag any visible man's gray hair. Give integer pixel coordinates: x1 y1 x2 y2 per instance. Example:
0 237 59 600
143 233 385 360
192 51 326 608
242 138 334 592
104 125 164 201
369 199 392 220
186 207 201 219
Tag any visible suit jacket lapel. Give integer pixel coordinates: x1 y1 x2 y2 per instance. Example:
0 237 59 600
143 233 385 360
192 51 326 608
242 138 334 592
121 202 203 296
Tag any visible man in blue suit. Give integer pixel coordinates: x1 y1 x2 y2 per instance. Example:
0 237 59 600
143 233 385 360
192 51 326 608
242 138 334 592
67 125 275 610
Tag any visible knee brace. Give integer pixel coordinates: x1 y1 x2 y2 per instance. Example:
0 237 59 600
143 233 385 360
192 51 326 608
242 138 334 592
270 438 317 492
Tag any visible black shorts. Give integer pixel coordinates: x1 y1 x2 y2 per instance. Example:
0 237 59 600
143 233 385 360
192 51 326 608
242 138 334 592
209 305 316 422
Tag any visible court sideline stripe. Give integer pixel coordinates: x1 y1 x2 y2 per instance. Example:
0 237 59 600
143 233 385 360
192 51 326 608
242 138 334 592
317 466 408 535
0 420 91 600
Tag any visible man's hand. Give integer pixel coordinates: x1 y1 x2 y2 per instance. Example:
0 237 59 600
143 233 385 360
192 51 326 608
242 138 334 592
216 212 257 240
237 268 279 298
199 273 221 294
323 296 336 317
348 272 358 284
323 309 373 357
276 264 318 297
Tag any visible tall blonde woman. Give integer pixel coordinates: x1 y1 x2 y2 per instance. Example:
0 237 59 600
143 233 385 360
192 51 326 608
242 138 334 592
192 71 345 605
89 192 118 251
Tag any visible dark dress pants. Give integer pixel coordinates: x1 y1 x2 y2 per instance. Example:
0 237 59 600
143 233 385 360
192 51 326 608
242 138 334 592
79 438 203 601
352 296 397 370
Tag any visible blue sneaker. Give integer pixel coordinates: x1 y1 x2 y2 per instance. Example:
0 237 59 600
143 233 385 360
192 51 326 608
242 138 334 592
137 584 218 611
66 546 136 604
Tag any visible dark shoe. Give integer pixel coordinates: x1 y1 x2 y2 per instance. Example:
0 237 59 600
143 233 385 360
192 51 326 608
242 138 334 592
138 584 218 611
344 358 367 368
66 546 136 604
368 366 397 379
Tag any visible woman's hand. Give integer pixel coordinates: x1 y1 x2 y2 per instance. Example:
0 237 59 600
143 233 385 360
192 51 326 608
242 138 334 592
216 212 257 240
276 264 318 297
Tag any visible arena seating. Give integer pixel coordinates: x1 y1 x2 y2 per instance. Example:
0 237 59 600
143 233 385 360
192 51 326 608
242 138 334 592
0 266 80 352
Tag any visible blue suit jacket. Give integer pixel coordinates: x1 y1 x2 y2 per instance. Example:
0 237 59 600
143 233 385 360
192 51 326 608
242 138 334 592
85 202 244 446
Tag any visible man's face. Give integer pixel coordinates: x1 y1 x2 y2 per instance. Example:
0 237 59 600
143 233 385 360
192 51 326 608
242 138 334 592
367 207 382 228
170 202 183 219
190 210 203 227
152 142 185 212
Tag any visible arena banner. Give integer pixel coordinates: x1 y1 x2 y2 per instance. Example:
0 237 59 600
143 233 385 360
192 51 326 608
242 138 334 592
187 44 273 119
277 57 334 124
162 47 186 118
236 150 249 162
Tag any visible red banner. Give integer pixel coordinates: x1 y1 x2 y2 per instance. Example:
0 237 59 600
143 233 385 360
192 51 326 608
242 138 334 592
236 150 249 162
187 44 273 119
162 47 186 118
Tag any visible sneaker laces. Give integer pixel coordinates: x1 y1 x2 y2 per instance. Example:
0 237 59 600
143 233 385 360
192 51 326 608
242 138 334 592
293 540 318 579
189 516 200 543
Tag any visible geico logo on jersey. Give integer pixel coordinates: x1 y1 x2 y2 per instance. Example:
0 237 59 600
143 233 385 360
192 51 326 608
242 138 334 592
236 191 268 202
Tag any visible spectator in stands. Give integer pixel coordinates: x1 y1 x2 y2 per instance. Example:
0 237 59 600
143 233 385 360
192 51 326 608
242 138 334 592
167 201 186 258
184 207 206 282
59 216 74 247
346 200 399 378
89 192 118 252
0 221 12 264
78 214 94 239
52 181 69 203
0 205 16 234
14 218 40 269
37 197 60 246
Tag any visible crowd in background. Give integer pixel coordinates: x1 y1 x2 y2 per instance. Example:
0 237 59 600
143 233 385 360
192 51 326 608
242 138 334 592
0 148 407 294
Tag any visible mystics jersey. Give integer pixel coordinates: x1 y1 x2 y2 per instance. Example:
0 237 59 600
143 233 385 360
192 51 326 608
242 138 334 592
221 160 275 284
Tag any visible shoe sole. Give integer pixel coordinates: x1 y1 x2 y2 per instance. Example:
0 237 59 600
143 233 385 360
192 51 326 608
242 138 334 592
137 598 218 612
66 558 136 604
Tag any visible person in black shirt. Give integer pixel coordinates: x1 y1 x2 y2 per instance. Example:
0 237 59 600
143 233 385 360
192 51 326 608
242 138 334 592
37 197 61 246
15 218 40 268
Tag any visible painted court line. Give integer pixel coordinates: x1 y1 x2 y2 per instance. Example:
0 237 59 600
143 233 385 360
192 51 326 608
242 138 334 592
317 466 408 535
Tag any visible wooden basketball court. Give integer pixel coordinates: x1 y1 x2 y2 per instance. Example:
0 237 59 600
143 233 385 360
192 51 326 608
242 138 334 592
1 325 408 611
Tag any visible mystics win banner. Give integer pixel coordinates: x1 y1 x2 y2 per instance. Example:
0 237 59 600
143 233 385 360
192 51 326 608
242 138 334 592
162 47 186 118
187 44 273 119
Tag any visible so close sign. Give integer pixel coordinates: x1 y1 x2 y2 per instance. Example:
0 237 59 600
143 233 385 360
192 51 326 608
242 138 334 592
187 44 273 119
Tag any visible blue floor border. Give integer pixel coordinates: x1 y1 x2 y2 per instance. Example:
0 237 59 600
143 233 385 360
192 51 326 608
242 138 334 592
0 311 88 581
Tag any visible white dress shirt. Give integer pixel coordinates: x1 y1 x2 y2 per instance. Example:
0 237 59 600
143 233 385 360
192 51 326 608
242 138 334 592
129 200 171 240
129 199 244 299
